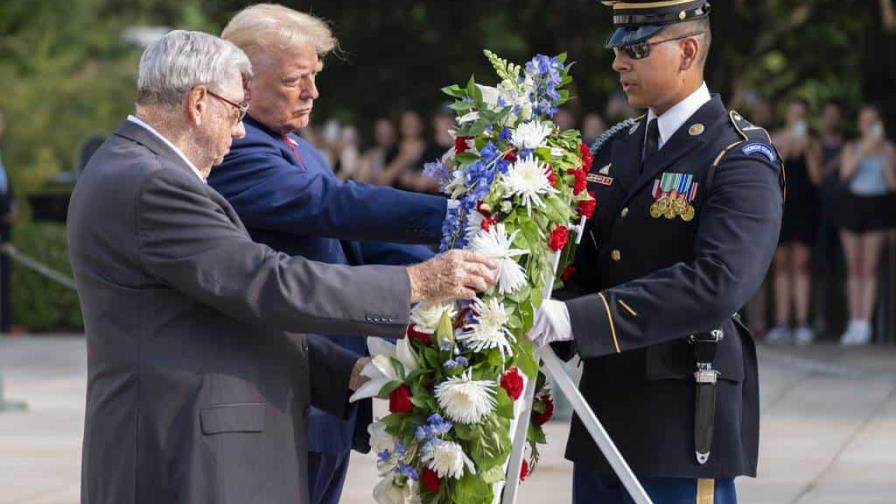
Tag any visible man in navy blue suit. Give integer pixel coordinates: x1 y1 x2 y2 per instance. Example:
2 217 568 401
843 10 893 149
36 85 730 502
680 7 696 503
211 5 449 504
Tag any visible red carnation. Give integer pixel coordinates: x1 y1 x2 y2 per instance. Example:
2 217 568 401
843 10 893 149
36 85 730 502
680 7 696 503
578 197 597 219
503 149 517 161
500 368 525 400
546 169 558 187
406 324 432 345
481 216 495 231
579 143 593 171
455 136 469 154
520 459 530 482
567 168 586 195
561 266 576 281
388 384 414 414
533 394 554 426
548 225 569 251
421 467 441 492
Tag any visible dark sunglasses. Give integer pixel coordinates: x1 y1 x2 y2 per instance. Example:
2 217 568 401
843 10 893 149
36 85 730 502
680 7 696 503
207 90 249 124
613 32 705 60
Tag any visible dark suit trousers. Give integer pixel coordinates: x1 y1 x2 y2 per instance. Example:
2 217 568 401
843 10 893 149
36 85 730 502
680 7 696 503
308 451 351 504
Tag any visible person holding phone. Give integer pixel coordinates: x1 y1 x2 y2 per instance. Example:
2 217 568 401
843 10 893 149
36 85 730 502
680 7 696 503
834 104 896 345
768 99 823 344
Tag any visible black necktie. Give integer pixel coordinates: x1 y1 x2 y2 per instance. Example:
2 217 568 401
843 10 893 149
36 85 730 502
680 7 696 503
642 118 659 171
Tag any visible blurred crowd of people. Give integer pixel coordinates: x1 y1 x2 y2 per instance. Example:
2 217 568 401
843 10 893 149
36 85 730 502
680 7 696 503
296 95 636 193
298 94 895 347
743 97 895 346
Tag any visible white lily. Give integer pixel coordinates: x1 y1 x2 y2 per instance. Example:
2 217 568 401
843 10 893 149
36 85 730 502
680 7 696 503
409 301 457 334
468 223 528 295
477 84 500 110
373 474 422 504
510 120 553 150
350 337 419 402
499 155 558 214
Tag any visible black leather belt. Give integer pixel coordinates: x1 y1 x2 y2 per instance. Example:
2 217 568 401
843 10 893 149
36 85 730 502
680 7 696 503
690 328 723 464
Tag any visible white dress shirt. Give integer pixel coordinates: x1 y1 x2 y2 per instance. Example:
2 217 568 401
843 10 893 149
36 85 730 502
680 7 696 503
127 115 206 183
645 82 711 151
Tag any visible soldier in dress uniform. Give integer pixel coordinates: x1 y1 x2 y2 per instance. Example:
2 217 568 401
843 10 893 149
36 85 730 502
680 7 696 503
526 1 785 502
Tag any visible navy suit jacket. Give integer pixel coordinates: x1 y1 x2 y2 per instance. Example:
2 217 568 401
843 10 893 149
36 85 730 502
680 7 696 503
209 116 444 453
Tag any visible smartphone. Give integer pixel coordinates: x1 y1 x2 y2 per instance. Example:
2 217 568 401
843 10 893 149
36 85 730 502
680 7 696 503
793 120 808 138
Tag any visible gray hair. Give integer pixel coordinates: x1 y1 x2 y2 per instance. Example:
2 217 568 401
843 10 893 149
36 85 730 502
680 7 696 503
136 30 253 107
222 4 337 66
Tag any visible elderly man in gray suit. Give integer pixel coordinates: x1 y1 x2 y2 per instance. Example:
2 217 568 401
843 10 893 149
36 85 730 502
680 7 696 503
67 30 495 504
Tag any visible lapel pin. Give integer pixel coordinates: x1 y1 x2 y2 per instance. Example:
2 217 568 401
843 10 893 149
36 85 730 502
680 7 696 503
689 123 704 136
598 163 611 175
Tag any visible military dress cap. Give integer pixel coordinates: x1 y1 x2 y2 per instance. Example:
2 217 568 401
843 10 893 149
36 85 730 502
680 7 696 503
602 0 711 48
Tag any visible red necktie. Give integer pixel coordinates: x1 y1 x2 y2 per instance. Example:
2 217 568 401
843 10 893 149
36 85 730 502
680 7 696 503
283 134 306 169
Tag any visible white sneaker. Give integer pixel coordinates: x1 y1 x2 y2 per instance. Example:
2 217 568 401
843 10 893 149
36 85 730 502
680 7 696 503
839 320 858 345
850 321 872 345
793 326 815 345
765 325 792 344
841 320 872 346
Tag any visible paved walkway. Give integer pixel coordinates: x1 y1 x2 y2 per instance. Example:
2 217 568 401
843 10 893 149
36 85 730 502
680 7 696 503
1 336 895 504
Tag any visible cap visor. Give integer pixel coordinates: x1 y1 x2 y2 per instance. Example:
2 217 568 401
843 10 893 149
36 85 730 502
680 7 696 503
605 25 666 48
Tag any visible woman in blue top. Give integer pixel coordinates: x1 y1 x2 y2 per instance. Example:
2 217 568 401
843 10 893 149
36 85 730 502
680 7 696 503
834 105 896 345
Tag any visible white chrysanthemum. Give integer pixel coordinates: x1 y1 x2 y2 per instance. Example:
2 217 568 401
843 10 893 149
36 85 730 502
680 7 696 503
511 121 553 150
468 223 528 295
500 155 558 214
350 337 418 402
374 474 421 504
435 370 496 424
410 301 457 334
464 210 485 240
422 440 477 480
458 297 515 358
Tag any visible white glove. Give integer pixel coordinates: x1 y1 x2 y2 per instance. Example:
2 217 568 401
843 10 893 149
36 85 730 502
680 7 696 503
526 299 573 347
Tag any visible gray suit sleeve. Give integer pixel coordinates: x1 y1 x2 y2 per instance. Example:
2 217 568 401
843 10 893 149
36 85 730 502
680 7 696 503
134 167 410 337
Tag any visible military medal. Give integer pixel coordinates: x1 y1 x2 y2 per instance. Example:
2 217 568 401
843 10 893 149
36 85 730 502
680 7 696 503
650 172 699 222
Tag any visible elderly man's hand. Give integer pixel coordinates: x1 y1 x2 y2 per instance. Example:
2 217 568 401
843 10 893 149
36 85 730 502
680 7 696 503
526 300 574 347
406 250 497 302
349 357 371 392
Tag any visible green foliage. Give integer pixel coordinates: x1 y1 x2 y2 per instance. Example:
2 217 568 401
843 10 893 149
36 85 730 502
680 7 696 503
10 222 82 331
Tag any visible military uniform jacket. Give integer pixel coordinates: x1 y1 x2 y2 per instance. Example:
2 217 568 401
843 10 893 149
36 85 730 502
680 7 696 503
559 94 784 479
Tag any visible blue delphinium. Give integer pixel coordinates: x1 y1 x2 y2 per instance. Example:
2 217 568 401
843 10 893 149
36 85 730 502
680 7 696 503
525 54 563 117
395 462 419 480
423 160 452 192
415 413 455 453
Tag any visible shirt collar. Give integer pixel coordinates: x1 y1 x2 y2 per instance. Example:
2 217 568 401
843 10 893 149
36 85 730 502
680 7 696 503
646 82 711 150
126 115 206 183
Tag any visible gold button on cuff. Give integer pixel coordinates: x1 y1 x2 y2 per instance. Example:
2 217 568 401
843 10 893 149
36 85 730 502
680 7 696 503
611 249 622 262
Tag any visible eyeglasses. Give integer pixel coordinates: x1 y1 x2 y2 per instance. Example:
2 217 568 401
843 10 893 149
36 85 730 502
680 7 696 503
207 90 249 124
613 32 705 60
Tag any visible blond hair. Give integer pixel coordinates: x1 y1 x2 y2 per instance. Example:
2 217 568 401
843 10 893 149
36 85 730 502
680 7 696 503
222 4 337 67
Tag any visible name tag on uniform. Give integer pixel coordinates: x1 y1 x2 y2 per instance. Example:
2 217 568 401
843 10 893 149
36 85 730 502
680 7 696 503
587 174 614 186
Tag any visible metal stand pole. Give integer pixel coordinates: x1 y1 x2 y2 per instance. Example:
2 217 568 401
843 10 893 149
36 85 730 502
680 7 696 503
501 219 652 504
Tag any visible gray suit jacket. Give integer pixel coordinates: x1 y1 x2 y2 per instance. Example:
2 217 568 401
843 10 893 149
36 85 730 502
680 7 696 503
67 119 411 504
